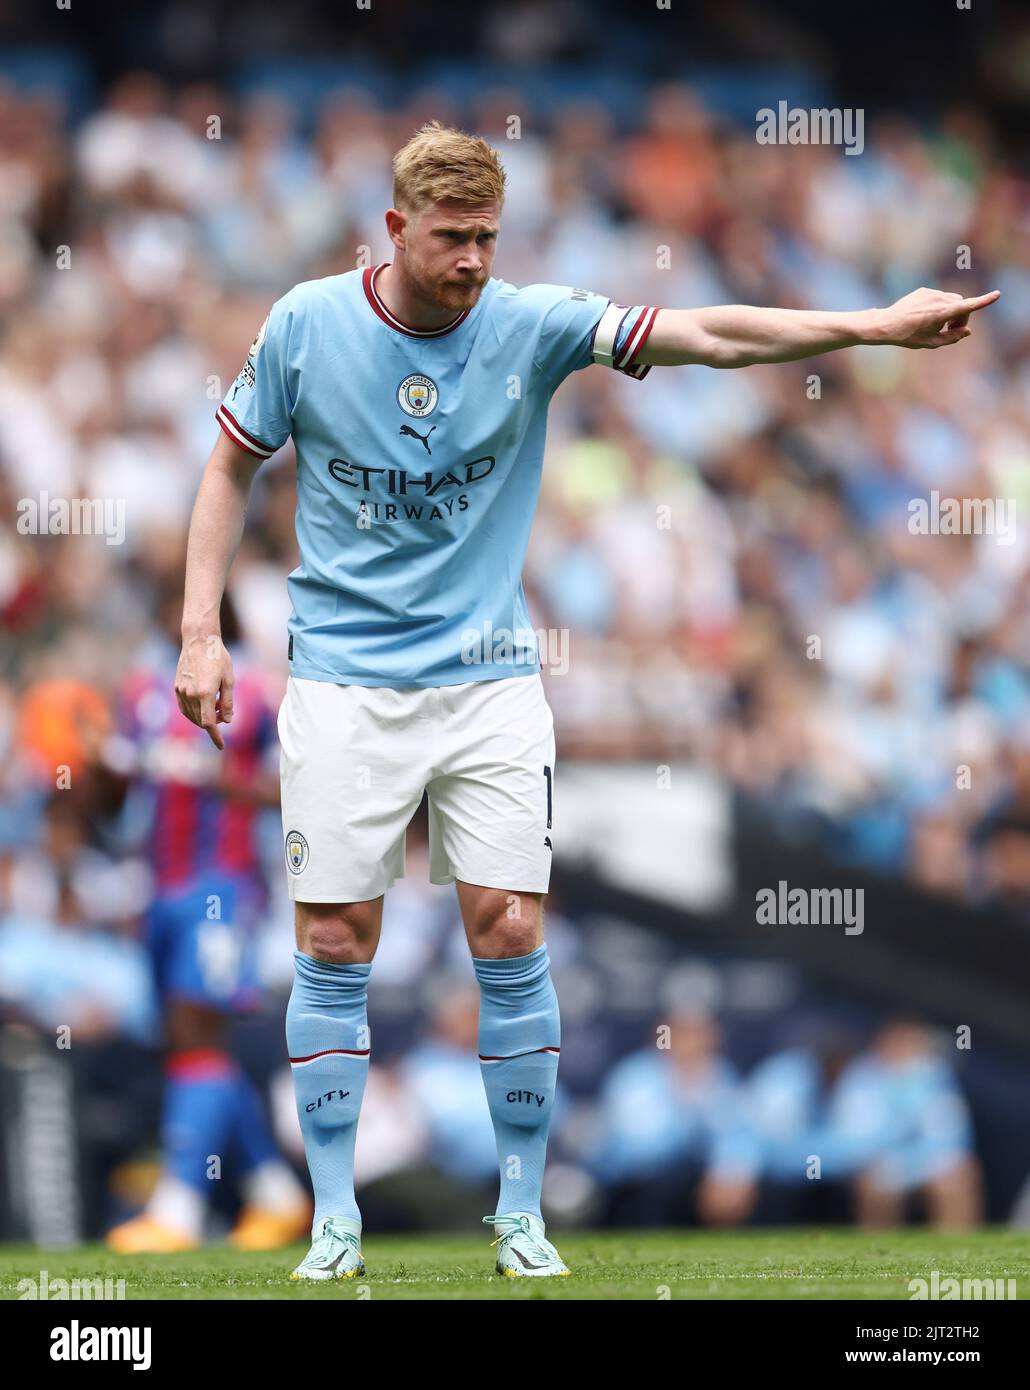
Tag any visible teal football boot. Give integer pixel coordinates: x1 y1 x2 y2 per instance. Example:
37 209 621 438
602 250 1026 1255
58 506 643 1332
290 1216 366 1281
483 1212 571 1278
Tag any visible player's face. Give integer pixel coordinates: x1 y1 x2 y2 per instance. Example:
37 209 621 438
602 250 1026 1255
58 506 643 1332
406 200 500 312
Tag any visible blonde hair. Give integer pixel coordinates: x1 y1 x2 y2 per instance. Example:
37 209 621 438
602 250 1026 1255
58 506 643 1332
392 120 506 214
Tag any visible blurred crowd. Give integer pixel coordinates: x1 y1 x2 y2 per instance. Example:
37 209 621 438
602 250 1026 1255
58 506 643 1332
0 65 1027 1229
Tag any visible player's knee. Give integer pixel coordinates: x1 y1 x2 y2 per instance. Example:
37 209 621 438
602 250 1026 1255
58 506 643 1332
926 1155 977 1199
464 891 542 956
295 900 379 964
472 917 540 958
166 999 226 1050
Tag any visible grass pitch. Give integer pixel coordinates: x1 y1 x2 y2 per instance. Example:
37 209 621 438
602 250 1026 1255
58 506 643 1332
1 1228 1028 1300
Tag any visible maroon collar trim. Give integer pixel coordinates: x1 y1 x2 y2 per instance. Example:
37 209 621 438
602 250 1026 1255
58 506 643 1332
362 263 471 338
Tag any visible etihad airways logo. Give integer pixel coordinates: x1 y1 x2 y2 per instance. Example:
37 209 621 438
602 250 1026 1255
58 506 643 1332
328 454 496 526
327 455 495 495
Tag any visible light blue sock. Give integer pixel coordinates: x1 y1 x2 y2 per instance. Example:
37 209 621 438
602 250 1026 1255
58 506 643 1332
286 950 371 1233
473 944 560 1220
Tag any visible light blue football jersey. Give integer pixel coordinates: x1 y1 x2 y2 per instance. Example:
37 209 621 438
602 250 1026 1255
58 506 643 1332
217 263 658 687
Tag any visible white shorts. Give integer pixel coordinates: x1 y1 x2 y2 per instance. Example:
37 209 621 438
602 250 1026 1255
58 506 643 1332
277 673 556 901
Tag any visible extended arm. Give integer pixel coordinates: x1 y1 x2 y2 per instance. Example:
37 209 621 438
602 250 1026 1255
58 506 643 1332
638 287 1000 369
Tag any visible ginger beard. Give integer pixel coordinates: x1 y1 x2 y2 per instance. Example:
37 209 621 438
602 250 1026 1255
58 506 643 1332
398 201 498 317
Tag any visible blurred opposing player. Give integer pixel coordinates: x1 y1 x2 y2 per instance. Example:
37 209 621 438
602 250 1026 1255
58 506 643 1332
176 121 998 1279
103 587 310 1252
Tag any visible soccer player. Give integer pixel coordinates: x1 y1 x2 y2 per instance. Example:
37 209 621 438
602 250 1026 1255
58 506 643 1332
102 587 311 1253
174 120 998 1279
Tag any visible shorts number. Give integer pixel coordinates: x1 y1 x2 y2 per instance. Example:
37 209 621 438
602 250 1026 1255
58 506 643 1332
543 765 552 829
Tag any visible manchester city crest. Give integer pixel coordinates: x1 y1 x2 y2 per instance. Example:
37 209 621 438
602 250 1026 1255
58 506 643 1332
397 373 438 417
285 829 309 874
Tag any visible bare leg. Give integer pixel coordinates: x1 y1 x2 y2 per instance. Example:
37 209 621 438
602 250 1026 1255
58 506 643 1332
294 896 384 963
854 1167 905 1227
456 881 543 958
923 1156 983 1229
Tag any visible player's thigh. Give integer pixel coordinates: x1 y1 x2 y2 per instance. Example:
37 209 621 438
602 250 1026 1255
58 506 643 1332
278 676 431 902
427 674 556 897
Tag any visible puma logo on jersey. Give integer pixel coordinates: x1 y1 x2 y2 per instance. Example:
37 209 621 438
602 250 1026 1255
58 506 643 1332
399 424 437 455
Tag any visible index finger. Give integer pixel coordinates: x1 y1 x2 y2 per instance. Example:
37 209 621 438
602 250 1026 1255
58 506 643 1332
203 721 225 751
952 290 1001 315
199 694 225 750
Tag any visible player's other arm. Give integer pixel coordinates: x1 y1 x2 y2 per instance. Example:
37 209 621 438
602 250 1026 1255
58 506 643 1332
176 431 264 749
637 287 1000 368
